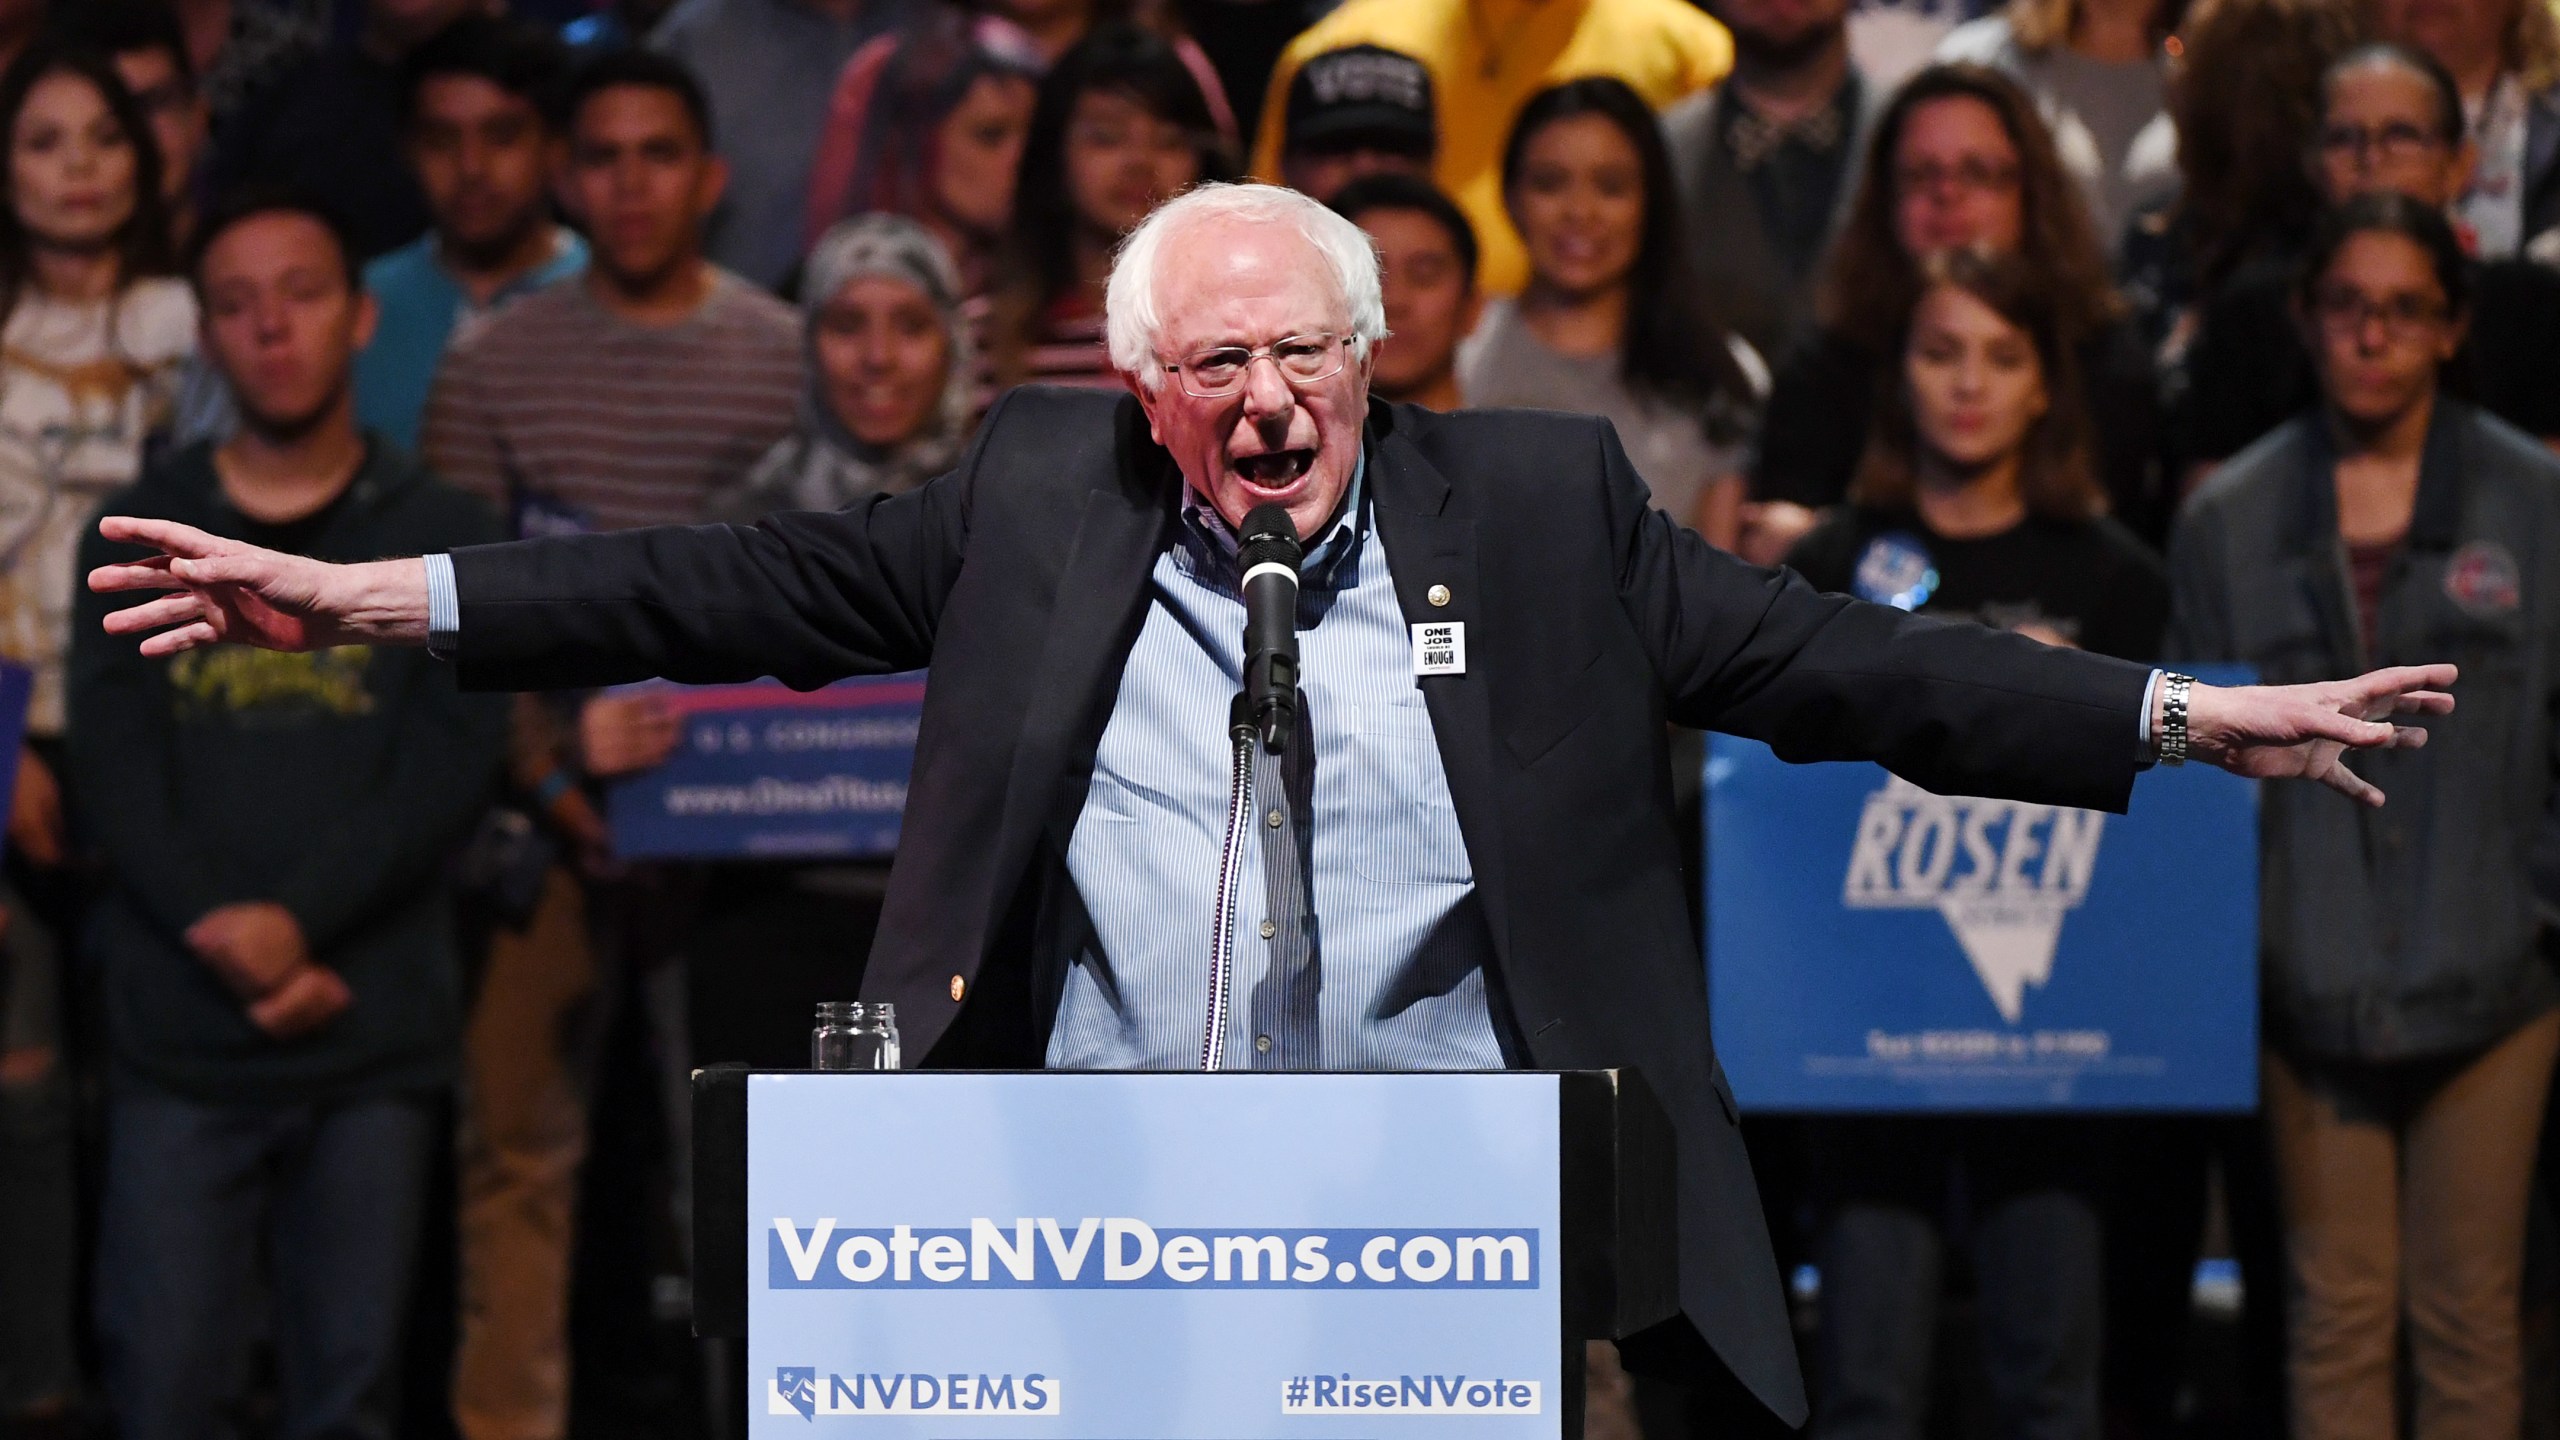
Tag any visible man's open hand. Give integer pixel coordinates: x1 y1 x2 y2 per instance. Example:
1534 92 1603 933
87 516 431 656
2184 665 2458 806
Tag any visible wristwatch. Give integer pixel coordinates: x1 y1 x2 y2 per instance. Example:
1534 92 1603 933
2157 672 2196 766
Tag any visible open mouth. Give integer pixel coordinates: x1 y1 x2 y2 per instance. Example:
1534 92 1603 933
1233 449 1316 492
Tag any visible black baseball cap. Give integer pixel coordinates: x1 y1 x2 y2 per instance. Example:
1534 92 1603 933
1285 45 1436 159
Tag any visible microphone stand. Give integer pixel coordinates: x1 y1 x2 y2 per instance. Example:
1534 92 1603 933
1201 694 1256 1071
1202 506 1300 1070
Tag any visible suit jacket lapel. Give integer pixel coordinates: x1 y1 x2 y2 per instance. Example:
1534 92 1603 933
1367 417 1514 973
1001 401 1178 851
904 401 1167 1066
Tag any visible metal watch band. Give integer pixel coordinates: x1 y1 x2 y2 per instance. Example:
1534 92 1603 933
2158 671 2196 767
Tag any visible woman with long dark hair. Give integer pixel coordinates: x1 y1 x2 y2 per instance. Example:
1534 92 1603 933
0 44 184 747
987 21 1235 389
1788 245 2166 1440
0 38 189 1434
2117 0 2361 361
1456 78 1763 547
1937 0 2191 241
1797 245 2163 652
1747 62 2163 560
2169 191 2560 1440
799 9 1048 294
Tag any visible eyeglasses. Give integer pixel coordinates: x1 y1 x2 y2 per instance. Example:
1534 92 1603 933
2314 121 2447 164
1893 158 2021 196
1162 332 1352 398
2310 285 2451 339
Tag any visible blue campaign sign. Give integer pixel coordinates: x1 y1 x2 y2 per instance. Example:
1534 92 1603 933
1705 698 2259 1112
606 673 922 860
745 1072 1563 1435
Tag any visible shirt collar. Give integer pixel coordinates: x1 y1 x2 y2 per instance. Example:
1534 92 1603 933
436 226 587 306
1718 74 1857 168
1178 448 1368 588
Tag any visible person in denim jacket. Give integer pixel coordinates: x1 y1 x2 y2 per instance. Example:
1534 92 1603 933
2165 191 2560 1440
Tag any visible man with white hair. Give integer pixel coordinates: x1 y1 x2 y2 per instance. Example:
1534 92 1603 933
85 183 2454 1432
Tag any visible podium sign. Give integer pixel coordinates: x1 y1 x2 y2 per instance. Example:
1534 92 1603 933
1705 727 2259 1112
605 673 922 859
741 1072 1565 1435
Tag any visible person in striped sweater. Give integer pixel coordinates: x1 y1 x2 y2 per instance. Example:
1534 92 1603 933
415 45 801 1440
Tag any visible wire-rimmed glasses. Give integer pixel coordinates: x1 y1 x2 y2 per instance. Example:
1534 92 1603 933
1162 332 1352 398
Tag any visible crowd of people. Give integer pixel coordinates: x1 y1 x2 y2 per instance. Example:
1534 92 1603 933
0 0 2555 1437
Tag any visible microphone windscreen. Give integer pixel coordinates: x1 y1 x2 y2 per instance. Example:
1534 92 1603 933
1238 502 1302 572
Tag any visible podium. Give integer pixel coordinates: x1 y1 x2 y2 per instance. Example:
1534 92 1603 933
693 1067 1676 1437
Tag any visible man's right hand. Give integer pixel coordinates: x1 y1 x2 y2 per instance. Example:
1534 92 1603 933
86 516 432 657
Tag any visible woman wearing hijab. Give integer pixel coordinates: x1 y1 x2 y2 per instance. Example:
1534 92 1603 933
689 214 985 1095
715 213 979 523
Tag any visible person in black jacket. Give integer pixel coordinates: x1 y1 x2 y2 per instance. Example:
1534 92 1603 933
1787 246 2166 1440
68 193 506 1440
2176 42 2560 477
1746 63 2167 562
83 183 2450 1434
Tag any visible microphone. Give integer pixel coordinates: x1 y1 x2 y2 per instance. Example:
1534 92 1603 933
1237 503 1302 754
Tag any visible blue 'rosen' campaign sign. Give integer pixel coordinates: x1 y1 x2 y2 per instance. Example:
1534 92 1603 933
1705 711 2259 1111
745 1072 1563 1436
607 674 922 860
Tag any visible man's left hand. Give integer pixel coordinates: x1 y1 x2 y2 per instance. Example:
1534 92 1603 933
2182 665 2458 806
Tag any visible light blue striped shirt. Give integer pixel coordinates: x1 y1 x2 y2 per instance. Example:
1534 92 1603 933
1047 455 1507 1071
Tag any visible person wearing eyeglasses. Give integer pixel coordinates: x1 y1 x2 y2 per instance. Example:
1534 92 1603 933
1744 63 2166 564
2367 0 2560 261
2177 42 2560 478
83 181 2462 1439
2166 190 2560 1440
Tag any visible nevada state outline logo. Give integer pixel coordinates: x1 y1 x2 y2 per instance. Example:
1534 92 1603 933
775 1366 817 1420
1840 775 2106 1022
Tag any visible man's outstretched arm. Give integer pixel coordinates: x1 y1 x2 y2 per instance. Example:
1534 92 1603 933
88 515 433 654
86 389 1045 683
1598 423 2456 809
86 496 966 691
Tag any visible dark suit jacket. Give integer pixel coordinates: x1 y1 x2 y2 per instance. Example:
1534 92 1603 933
449 388 2155 1427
